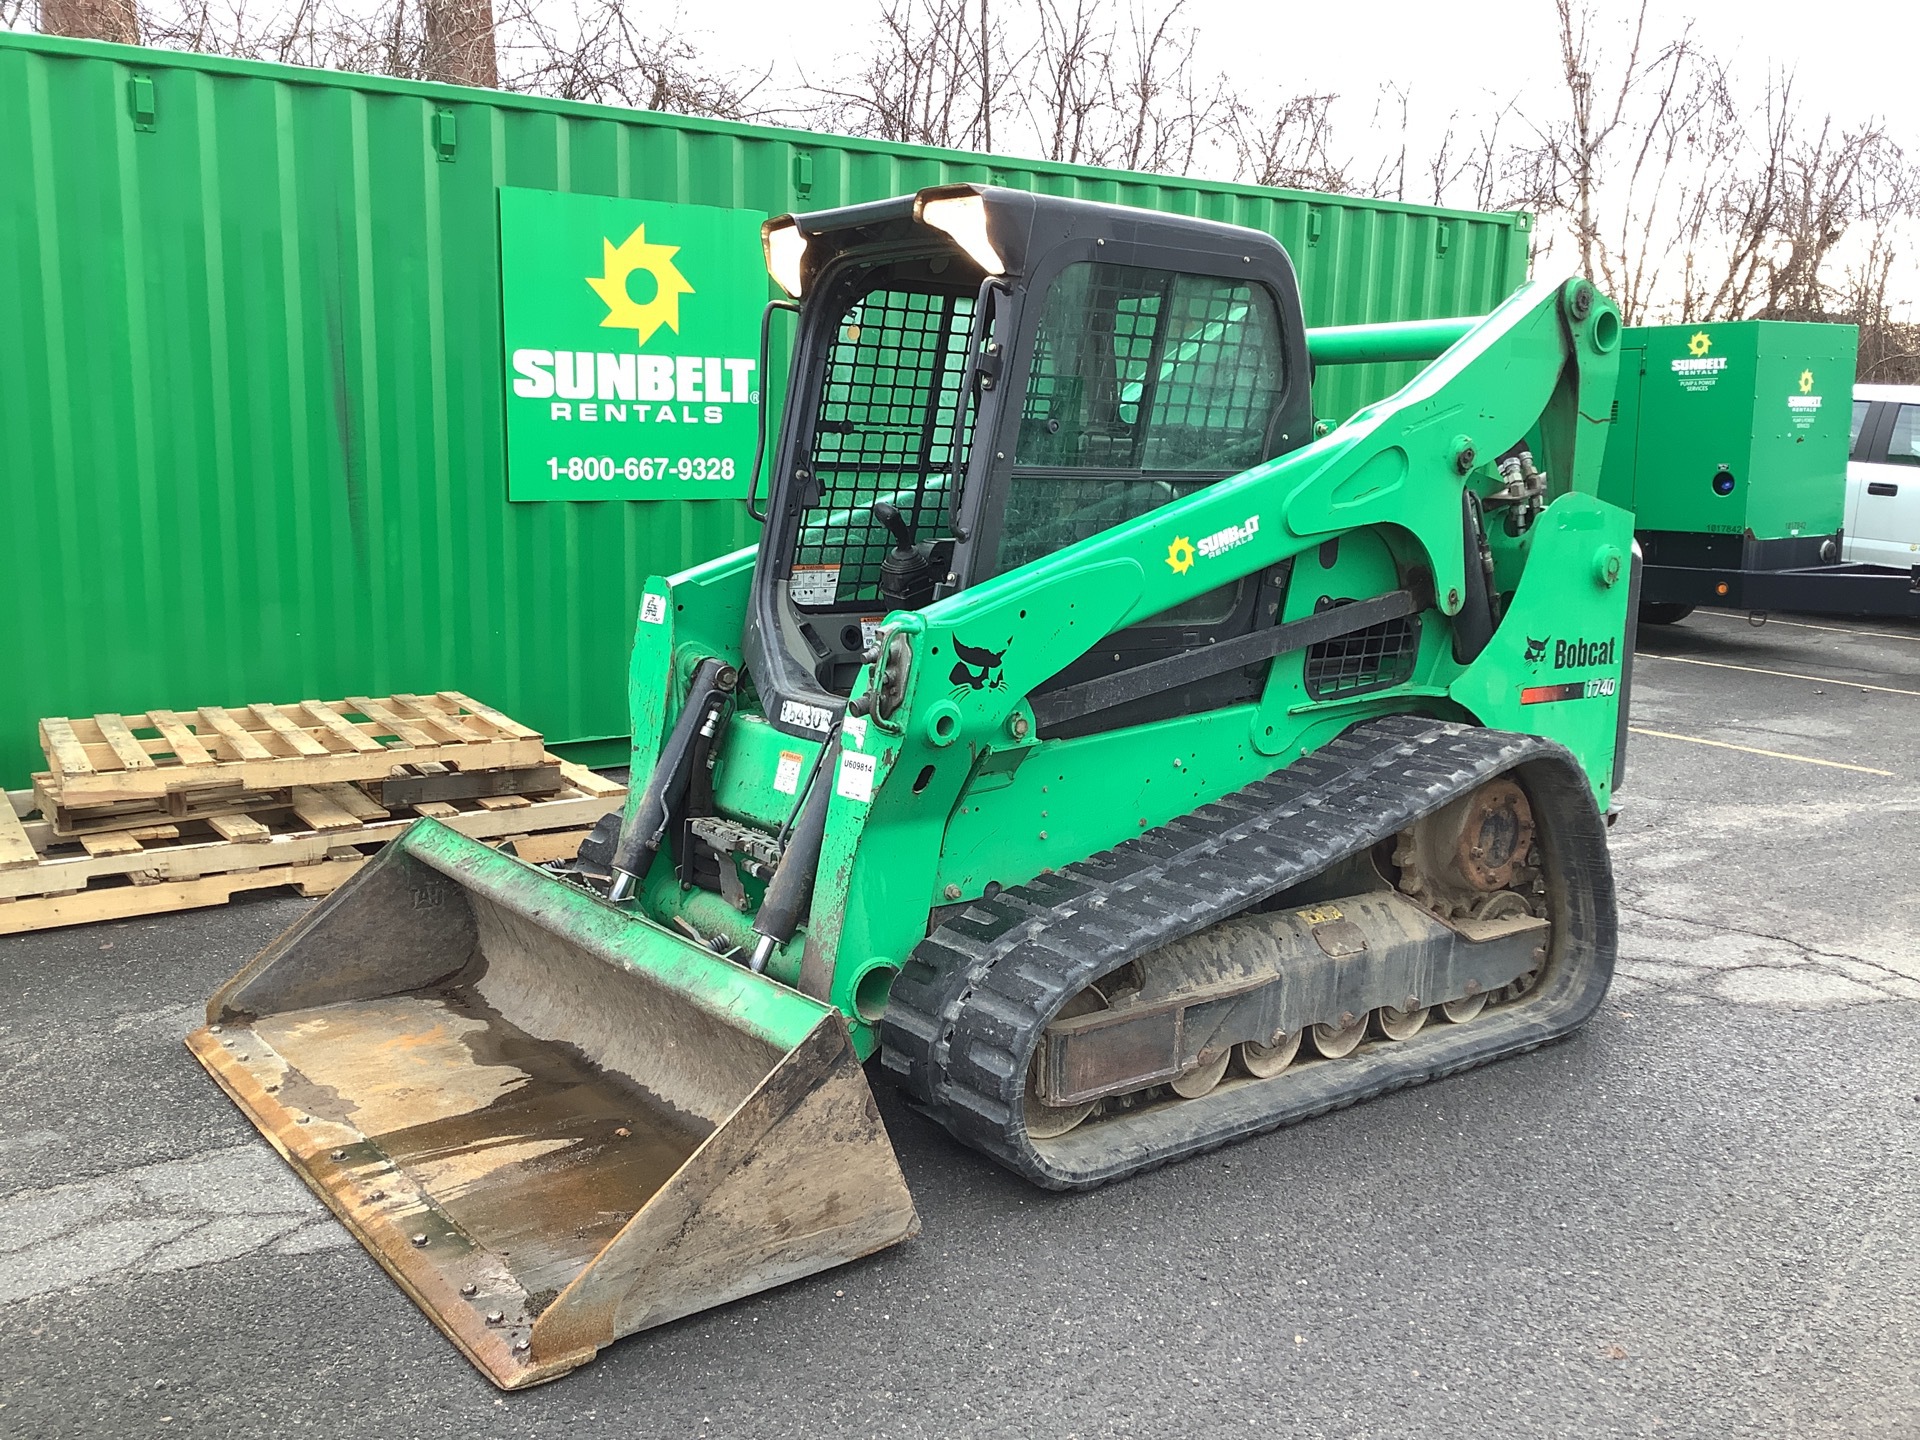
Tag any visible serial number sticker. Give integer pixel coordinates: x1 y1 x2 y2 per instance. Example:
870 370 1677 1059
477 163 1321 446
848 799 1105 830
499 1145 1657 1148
779 699 833 733
1297 904 1344 924
789 564 840 606
639 594 668 626
860 616 885 649
773 750 805 795
836 751 877 803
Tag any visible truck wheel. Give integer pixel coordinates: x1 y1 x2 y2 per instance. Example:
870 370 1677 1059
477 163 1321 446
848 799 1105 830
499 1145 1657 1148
1638 602 1694 626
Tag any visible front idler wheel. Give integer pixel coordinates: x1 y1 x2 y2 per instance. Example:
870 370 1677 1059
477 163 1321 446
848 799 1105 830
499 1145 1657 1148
1023 987 1106 1139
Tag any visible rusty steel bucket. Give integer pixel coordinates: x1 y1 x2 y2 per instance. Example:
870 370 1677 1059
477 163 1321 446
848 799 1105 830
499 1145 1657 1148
186 820 918 1389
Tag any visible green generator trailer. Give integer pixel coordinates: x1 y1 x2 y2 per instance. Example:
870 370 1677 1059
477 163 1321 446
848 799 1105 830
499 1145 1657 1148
193 187 1634 1388
1600 320 1920 620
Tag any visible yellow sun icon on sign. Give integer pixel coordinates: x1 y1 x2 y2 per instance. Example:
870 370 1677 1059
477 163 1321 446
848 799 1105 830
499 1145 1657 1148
1165 536 1196 574
1687 331 1712 357
1799 369 1814 394
587 225 694 346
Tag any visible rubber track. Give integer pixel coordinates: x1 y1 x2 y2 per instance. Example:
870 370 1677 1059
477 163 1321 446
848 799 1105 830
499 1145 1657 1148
878 714 1617 1190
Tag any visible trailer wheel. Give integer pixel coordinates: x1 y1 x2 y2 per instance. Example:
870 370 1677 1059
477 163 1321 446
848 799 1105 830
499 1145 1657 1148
1638 602 1694 625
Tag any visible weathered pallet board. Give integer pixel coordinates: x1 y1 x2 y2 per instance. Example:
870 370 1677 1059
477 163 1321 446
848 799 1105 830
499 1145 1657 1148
1 782 621 905
376 762 564 808
32 753 605 843
0 800 37 871
38 692 546 805
31 777 271 836
0 827 590 936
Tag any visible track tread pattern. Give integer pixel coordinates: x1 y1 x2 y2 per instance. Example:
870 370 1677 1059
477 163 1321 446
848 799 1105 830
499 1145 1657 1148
879 715 1617 1189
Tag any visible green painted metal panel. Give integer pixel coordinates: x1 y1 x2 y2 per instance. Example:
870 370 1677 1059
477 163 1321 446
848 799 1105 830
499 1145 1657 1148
1599 320 1857 539
0 32 1531 788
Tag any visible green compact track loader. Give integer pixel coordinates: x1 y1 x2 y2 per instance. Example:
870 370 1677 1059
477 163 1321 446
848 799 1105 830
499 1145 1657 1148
190 187 1636 1388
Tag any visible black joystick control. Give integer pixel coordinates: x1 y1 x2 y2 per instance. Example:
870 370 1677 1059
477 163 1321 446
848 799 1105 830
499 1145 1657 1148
871 500 937 612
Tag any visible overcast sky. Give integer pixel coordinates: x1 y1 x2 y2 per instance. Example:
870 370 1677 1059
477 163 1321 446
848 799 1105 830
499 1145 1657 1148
695 0 1915 317
714 0 1912 155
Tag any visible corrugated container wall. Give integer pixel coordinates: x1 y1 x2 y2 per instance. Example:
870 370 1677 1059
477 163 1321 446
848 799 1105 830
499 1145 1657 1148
0 34 1533 785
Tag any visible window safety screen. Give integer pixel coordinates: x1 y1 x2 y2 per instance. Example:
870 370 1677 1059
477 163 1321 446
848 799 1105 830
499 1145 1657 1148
996 262 1285 614
793 286 976 605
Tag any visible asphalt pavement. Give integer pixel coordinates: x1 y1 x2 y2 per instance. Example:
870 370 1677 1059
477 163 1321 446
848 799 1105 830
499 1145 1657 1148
3 607 1917 1439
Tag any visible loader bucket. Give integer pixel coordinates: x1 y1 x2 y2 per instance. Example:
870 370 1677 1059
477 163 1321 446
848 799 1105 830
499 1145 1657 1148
186 820 918 1389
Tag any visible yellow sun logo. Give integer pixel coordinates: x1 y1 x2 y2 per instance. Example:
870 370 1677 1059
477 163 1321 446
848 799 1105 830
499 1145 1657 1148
1799 368 1814 394
586 225 694 346
1165 536 1196 574
1687 331 1712 357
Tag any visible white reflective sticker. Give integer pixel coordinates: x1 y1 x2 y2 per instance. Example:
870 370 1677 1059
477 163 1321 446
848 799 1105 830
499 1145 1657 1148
788 564 840 605
836 751 877 803
842 714 868 749
779 699 833 733
773 749 804 795
639 594 668 625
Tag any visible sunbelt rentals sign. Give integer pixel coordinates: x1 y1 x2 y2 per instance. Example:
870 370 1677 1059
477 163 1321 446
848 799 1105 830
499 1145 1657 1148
499 188 766 501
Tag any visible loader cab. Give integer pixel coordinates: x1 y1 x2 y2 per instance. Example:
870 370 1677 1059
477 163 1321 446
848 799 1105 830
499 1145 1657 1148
748 186 1313 739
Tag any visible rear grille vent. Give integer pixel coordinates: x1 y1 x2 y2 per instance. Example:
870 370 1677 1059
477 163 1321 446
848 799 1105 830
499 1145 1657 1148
1303 606 1420 699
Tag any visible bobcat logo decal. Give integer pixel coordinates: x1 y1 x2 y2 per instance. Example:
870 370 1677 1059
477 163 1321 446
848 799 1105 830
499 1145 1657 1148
1524 636 1549 668
949 638 1008 692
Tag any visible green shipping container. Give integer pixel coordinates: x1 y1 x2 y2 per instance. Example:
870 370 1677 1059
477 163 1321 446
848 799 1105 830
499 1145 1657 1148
1599 320 1858 544
0 33 1533 787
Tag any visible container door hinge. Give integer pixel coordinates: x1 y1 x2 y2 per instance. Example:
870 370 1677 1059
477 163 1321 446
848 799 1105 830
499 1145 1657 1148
432 108 457 162
128 75 156 132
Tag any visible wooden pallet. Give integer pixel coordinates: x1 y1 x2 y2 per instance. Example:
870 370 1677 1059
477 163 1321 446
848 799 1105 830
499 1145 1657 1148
0 761 625 935
30 760 571 839
37 692 546 807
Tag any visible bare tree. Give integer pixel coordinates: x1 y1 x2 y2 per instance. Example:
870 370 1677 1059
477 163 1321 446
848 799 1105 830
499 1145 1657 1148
1028 0 1110 164
1232 91 1345 193
1107 1 1234 174
41 0 140 43
803 0 1013 149
1515 0 1740 323
495 0 766 115
423 0 494 86
810 0 1240 178
125 0 764 117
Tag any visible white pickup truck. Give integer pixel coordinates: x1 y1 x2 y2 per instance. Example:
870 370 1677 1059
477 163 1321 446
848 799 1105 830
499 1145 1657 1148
1848 385 1920 566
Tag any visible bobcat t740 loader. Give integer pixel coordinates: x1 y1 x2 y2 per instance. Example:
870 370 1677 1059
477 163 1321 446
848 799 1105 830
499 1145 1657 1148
190 186 1635 1387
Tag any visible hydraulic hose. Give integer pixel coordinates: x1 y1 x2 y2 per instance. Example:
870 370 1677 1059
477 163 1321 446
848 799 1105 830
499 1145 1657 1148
608 656 736 902
748 722 839 972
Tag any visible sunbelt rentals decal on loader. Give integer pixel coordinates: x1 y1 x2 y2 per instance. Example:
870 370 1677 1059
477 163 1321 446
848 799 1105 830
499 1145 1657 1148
499 188 767 501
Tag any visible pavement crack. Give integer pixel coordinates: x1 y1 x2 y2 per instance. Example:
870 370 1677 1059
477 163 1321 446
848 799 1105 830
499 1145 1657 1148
1617 896 1913 987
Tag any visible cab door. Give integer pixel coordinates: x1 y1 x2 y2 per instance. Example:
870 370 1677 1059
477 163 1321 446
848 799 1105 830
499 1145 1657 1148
1848 401 1920 567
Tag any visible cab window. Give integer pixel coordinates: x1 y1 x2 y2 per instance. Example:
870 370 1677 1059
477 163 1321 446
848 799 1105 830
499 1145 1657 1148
997 263 1285 586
